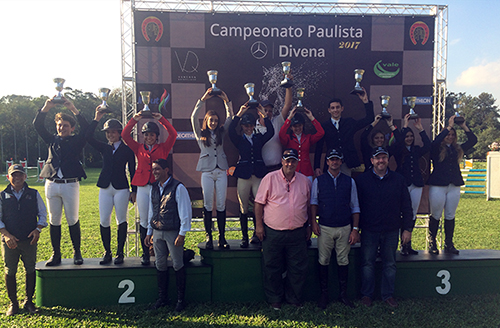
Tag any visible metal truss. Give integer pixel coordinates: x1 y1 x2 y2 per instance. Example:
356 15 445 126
121 0 447 131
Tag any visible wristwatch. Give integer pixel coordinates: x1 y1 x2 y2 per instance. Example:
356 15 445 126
36 227 42 233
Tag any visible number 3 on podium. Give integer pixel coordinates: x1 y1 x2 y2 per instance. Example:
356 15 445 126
435 270 451 295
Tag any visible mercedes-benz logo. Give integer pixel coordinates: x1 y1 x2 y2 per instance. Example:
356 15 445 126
250 41 268 59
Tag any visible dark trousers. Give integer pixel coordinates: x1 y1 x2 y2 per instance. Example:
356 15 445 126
261 225 308 304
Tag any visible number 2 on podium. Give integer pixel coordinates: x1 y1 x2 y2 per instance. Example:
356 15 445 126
118 279 136 303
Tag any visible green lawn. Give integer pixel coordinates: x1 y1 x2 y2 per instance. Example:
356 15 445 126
0 168 499 327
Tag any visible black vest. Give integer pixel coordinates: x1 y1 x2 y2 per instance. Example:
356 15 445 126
1 184 38 241
317 172 352 227
151 178 182 231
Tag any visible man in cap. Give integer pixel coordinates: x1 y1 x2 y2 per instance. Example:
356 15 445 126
254 148 312 310
33 96 89 266
355 146 413 308
0 164 47 315
311 149 360 309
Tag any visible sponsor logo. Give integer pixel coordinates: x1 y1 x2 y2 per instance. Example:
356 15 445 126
141 16 163 42
403 97 433 105
191 200 204 209
374 60 400 79
409 21 429 46
174 50 199 73
250 41 268 59
177 131 196 140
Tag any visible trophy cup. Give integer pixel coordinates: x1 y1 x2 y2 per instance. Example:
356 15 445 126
139 91 153 118
280 61 294 88
52 78 66 104
453 101 465 124
350 69 365 95
379 95 392 119
207 70 222 96
98 88 112 113
406 96 419 119
296 88 305 111
244 83 259 109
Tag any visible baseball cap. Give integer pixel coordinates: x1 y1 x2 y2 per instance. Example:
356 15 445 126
326 149 343 160
372 146 389 157
282 148 299 160
260 100 274 108
8 164 25 175
290 113 305 126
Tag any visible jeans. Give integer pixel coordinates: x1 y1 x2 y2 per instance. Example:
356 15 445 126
360 229 399 300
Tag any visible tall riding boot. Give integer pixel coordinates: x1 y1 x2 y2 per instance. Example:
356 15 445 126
338 265 354 308
249 212 260 244
5 274 18 316
151 269 169 310
46 224 61 266
317 264 329 309
428 216 440 255
24 272 38 314
175 267 187 312
69 221 84 265
239 213 249 248
203 208 213 250
139 226 150 265
216 210 230 249
115 222 127 264
100 225 112 265
444 219 459 255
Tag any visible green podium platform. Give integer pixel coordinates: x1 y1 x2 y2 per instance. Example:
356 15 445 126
36 240 500 307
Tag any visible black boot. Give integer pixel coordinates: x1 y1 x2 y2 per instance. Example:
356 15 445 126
428 216 440 255
140 226 150 266
115 222 127 264
216 210 230 249
46 224 61 266
239 213 249 248
338 265 354 308
24 272 38 314
203 208 213 250
151 269 169 310
69 222 84 265
444 219 459 255
100 225 112 265
406 241 419 255
175 266 187 312
317 264 329 309
249 212 260 244
5 274 18 316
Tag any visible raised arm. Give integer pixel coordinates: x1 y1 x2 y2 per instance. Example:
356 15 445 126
155 114 177 153
121 115 141 153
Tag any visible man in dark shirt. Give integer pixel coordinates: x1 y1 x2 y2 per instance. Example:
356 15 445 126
355 146 413 308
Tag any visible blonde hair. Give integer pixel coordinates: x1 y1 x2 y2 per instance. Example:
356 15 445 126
438 127 463 164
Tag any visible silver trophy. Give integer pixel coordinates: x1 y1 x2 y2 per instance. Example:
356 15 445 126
52 78 66 104
350 69 365 95
98 88 112 113
453 101 465 124
380 95 392 119
406 96 419 119
244 83 259 109
207 70 222 96
296 88 305 111
139 91 153 118
280 62 294 88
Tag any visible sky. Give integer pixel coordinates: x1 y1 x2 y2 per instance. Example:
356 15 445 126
1 0 499 104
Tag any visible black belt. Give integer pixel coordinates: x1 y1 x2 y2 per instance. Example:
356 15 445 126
48 178 80 184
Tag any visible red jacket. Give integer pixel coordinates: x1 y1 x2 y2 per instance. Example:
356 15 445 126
279 118 324 177
121 117 177 186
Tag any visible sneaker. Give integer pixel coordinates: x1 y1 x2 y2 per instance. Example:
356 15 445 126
270 302 282 310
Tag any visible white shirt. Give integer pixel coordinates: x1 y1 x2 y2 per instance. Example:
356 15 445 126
256 114 285 166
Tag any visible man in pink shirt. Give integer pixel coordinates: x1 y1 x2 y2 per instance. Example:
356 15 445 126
255 148 312 310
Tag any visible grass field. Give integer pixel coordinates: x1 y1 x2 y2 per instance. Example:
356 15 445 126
0 168 499 327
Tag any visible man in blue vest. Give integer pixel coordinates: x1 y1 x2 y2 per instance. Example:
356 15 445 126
311 149 360 309
146 159 192 312
0 164 47 315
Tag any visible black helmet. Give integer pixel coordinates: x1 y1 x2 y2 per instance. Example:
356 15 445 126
141 121 160 135
240 113 256 126
101 119 123 132
290 113 305 126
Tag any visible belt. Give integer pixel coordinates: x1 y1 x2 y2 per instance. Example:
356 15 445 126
48 177 80 184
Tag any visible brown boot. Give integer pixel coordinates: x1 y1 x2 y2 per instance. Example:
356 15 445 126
24 272 38 314
5 274 19 316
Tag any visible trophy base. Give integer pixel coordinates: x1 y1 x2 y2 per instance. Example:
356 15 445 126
98 107 113 114
350 88 364 95
295 106 304 112
209 89 222 96
409 113 419 120
52 97 65 104
280 81 294 88
454 117 465 125
247 100 259 109
380 112 392 119
140 110 154 118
